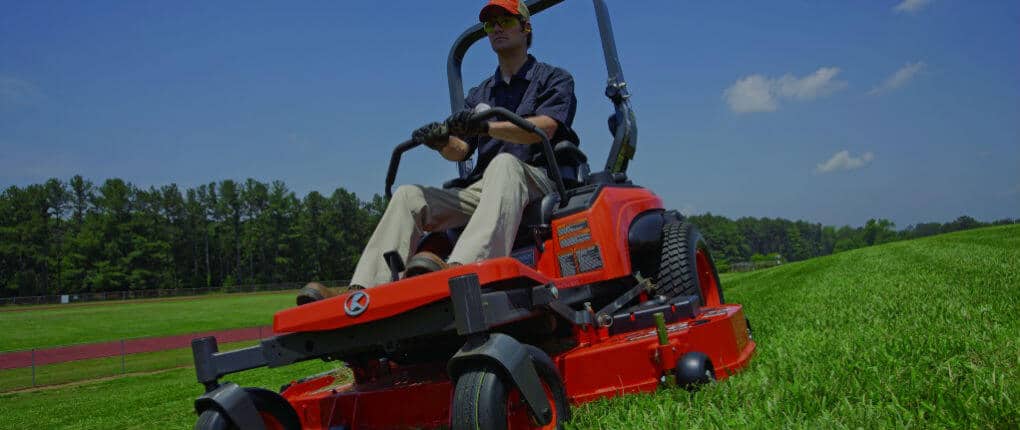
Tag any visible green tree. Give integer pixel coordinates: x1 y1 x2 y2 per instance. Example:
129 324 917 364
862 218 897 246
218 180 243 285
241 179 269 284
941 215 982 233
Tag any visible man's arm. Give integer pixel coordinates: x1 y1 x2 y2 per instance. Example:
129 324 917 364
439 136 471 161
438 115 556 161
487 115 559 145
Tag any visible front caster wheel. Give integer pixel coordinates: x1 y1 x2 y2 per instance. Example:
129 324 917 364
451 348 570 430
675 351 716 390
194 388 300 430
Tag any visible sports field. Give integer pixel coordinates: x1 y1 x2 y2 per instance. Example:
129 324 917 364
0 292 294 351
1 225 1017 428
0 291 296 391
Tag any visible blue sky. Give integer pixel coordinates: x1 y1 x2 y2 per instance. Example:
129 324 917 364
2 0 1017 227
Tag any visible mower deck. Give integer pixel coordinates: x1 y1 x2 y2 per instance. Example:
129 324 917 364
277 305 754 429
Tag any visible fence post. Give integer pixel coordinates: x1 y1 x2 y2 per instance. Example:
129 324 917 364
31 349 36 387
121 339 126 373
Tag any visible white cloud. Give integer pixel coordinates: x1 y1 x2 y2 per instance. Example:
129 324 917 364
868 62 926 95
723 75 777 113
776 67 848 100
894 0 934 14
815 150 875 174
724 67 847 114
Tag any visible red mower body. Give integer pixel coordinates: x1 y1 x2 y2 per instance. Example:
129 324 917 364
272 186 662 334
256 186 756 429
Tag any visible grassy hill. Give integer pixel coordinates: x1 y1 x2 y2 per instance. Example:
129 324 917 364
570 224 1018 428
1 225 1017 428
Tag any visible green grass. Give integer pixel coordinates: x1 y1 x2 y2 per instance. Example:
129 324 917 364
0 292 296 351
0 360 346 429
1 225 1017 428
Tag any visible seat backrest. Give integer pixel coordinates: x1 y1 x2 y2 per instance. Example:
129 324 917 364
546 141 590 189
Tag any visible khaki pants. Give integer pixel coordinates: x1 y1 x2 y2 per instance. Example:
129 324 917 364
351 153 556 288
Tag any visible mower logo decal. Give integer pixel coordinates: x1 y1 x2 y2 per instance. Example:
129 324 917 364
344 291 370 317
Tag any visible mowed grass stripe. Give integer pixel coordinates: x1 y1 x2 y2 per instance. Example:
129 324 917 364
0 292 296 351
0 340 261 392
567 225 1018 428
0 226 1016 428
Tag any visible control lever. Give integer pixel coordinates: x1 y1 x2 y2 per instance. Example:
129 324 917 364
383 250 405 282
532 192 561 252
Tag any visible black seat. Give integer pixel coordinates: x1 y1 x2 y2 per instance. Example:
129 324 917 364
550 141 589 188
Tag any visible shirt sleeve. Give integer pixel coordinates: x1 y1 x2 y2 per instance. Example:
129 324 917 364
533 68 578 142
463 85 483 157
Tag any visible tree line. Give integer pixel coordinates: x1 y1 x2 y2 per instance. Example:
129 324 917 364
687 213 1015 271
1 176 386 298
1 176 1013 297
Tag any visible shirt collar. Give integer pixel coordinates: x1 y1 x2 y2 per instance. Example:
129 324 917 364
492 54 537 87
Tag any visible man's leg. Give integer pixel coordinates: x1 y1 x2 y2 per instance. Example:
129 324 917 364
448 153 555 264
350 184 480 288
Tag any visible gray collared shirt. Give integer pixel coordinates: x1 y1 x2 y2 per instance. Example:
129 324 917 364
463 55 579 184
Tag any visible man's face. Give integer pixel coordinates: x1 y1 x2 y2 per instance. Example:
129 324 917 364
484 12 528 53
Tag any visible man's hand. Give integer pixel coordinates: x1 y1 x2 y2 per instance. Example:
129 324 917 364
411 122 449 151
445 110 489 138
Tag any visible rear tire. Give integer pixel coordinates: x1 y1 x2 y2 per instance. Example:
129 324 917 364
451 348 569 430
653 221 724 306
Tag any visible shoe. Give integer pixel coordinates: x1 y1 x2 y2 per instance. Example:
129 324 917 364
296 282 364 306
404 252 462 278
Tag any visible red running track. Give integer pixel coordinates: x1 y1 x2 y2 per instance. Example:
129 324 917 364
0 326 275 370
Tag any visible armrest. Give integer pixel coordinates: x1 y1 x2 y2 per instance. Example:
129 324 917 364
553 141 588 164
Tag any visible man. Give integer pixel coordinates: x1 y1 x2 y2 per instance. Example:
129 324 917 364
298 0 578 305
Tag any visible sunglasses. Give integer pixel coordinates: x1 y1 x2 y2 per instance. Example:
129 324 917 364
483 15 521 34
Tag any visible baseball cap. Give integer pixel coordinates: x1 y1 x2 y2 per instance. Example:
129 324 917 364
479 0 530 22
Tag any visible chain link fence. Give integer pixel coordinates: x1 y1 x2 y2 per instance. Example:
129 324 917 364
0 280 348 307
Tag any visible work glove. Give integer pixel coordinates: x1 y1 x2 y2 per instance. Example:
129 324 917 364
445 109 489 138
411 122 449 151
